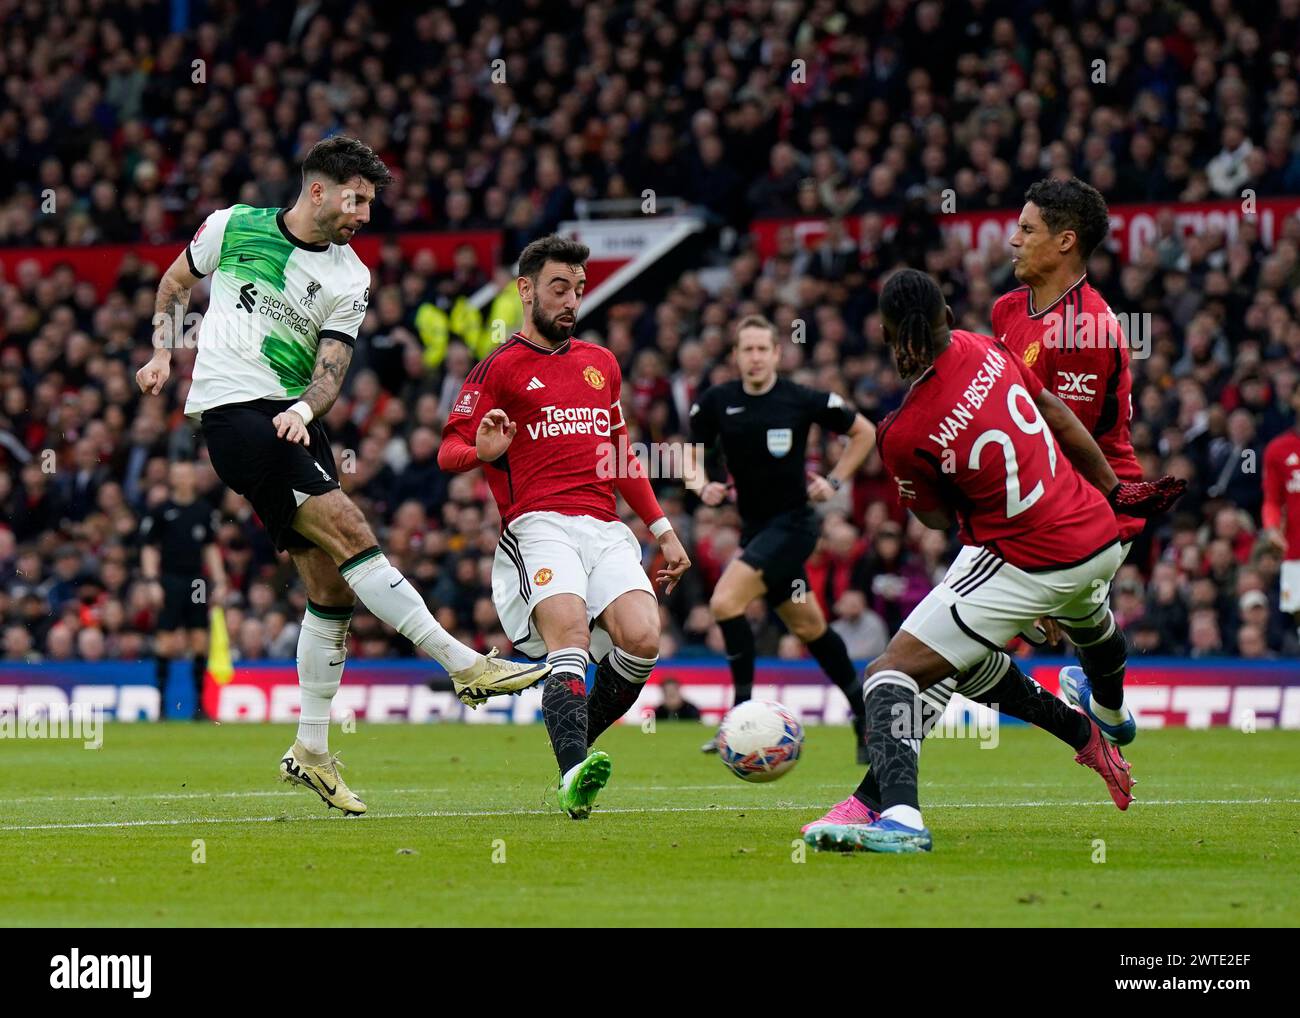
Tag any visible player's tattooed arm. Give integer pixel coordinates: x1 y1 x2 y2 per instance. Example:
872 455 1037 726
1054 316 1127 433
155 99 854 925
298 337 354 419
137 251 202 394
1034 389 1118 493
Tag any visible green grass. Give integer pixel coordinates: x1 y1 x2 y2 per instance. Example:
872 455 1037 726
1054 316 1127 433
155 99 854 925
1 722 1297 926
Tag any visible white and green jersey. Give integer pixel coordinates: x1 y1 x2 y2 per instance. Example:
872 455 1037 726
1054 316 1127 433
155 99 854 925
183 205 370 417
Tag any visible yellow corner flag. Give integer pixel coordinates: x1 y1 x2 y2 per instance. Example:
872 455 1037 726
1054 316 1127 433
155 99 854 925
207 604 235 685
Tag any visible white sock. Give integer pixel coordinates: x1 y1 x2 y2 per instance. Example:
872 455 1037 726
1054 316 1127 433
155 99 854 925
338 548 477 672
1089 694 1128 727
561 760 583 791
296 603 352 755
882 804 925 830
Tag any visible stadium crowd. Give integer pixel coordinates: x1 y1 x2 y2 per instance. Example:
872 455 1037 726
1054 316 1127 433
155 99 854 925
2 0 1299 663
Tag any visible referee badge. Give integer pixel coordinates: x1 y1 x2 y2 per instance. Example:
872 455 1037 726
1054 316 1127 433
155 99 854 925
766 428 793 457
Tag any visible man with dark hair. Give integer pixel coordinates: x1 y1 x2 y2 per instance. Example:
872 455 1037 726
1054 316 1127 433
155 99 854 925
686 314 877 761
439 233 692 819
135 136 547 816
802 269 1184 854
995 177 1148 743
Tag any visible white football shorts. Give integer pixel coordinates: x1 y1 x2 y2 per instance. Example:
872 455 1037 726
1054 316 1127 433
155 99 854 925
492 510 655 659
900 540 1125 674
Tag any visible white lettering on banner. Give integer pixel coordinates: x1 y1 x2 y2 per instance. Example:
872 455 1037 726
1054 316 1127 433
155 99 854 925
269 683 300 722
20 680 1296 727
758 199 1300 267
70 685 118 715
1283 687 1300 728
367 684 410 722
332 686 368 725
221 685 266 720
18 686 67 714
0 685 157 721
1230 686 1281 730
1170 686 1233 728
1125 685 1170 728
407 685 456 722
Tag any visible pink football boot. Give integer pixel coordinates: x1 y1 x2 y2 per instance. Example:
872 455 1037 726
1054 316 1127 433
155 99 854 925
1074 710 1135 811
800 796 880 834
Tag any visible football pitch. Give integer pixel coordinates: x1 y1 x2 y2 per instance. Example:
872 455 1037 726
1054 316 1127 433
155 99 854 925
2 722 1297 927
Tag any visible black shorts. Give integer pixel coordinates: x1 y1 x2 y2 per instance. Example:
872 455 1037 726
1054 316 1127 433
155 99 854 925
740 508 820 608
158 574 208 632
201 398 339 552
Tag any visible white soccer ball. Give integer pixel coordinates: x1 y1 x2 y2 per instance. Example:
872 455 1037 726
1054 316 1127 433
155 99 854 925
717 699 804 783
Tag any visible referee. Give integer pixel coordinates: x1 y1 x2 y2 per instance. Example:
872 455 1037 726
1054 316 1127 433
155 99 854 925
687 315 877 759
139 461 228 720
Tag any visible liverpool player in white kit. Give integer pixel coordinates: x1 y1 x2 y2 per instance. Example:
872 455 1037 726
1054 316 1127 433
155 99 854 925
135 137 547 816
440 235 691 818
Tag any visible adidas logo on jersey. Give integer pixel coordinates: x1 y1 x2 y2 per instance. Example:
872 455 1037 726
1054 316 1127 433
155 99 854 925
526 377 546 391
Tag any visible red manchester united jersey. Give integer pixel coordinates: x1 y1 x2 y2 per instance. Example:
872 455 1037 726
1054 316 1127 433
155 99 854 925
878 330 1119 570
442 333 626 525
992 276 1144 541
1263 429 1300 560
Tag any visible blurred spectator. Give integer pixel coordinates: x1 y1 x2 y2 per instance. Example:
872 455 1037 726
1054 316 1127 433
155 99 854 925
654 678 702 721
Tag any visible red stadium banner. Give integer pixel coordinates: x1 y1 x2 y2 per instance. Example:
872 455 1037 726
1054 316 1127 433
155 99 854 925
750 197 1300 265
0 230 500 299
3 659 1295 729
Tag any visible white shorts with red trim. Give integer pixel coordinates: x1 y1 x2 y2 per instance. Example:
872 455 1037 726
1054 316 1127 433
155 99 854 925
491 511 655 659
900 540 1125 674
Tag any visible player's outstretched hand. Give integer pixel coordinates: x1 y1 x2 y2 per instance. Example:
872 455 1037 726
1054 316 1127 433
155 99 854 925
273 409 311 446
699 481 730 506
1108 475 1187 518
476 408 516 461
135 352 171 395
656 530 691 595
806 471 835 503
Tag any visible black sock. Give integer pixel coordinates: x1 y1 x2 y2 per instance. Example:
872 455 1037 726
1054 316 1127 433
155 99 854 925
717 615 755 705
857 671 922 811
972 660 1090 751
586 656 644 746
191 654 205 688
542 665 589 774
155 655 169 695
853 684 946 811
1074 622 1128 710
805 629 863 720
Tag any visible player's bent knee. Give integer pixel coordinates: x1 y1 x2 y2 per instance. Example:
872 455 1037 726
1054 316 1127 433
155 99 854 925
709 593 743 620
311 574 356 608
791 619 826 643
617 629 659 662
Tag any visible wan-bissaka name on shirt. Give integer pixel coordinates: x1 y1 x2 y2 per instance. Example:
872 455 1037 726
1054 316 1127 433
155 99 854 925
927 347 1010 449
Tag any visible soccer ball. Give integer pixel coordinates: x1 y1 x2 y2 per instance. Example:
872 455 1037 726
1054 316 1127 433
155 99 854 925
717 700 804 782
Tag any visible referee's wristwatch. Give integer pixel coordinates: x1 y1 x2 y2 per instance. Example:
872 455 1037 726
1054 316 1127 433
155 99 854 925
827 476 843 492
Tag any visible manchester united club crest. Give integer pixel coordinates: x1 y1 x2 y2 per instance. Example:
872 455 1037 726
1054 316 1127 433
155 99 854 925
583 366 605 389
1023 340 1041 367
534 568 553 585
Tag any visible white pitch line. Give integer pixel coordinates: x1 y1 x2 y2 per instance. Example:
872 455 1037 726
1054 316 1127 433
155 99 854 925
1 797 1296 833
6 781 1287 804
4 787 449 805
